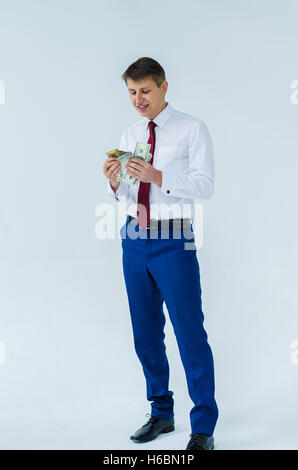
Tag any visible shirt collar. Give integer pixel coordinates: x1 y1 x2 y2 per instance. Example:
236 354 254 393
144 101 173 130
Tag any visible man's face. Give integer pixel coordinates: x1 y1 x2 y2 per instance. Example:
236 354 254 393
127 76 168 120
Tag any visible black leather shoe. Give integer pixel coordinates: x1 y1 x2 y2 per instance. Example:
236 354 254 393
130 414 175 443
186 433 214 450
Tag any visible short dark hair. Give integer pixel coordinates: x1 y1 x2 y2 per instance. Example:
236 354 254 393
121 57 166 88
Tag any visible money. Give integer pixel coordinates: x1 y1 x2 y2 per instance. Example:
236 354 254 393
134 142 151 161
115 151 134 183
105 142 153 185
105 148 128 159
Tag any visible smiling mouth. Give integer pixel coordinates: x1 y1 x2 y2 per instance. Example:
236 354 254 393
137 104 149 111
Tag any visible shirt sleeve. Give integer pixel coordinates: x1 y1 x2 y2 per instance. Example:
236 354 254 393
160 120 215 199
107 129 131 202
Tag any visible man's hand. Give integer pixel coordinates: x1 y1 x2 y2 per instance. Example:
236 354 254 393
103 157 121 184
126 158 162 187
102 157 121 193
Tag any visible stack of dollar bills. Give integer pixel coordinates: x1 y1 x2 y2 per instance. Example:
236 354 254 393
105 142 152 185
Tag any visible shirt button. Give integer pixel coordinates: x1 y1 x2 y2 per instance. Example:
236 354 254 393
167 190 170 194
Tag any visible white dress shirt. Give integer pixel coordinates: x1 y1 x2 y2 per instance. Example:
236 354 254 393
106 101 215 221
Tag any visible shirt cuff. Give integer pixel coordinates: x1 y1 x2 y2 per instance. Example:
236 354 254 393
107 179 128 201
160 169 177 197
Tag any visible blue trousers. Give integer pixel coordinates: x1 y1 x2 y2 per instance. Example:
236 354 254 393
120 218 218 436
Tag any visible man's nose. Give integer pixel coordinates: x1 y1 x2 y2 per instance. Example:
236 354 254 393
136 93 144 102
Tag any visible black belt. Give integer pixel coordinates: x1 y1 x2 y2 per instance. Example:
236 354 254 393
126 215 192 230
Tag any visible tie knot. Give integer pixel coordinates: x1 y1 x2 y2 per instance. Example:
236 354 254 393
148 120 157 130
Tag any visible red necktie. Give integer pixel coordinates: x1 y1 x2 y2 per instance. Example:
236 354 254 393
137 120 157 228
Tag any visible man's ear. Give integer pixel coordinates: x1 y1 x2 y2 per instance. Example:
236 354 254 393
162 80 168 95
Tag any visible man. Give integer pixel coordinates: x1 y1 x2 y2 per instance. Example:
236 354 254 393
103 57 218 450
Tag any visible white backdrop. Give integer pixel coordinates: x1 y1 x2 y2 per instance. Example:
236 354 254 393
0 0 298 450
